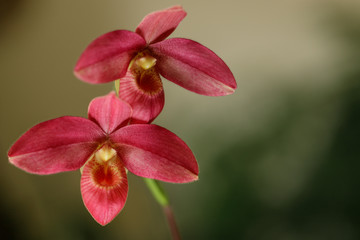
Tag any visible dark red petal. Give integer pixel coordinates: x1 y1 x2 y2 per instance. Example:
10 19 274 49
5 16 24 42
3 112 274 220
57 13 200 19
150 38 237 96
74 30 146 84
118 68 164 124
8 117 105 174
111 124 198 183
135 6 186 44
88 91 132 134
81 156 128 226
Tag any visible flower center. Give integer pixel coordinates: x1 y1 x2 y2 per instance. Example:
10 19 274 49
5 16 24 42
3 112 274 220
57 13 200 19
135 68 162 94
130 52 163 95
92 163 120 187
135 55 157 70
95 145 117 163
92 145 122 187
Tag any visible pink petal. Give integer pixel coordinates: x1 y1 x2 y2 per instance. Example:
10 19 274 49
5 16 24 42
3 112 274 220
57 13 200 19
88 91 132 134
111 124 198 183
135 6 186 44
74 30 146 84
118 69 164 124
150 38 237 96
8 117 105 174
81 155 128 226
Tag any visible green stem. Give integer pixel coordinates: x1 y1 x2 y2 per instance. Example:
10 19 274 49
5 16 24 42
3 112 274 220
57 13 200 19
144 178 169 206
114 79 120 95
144 178 181 240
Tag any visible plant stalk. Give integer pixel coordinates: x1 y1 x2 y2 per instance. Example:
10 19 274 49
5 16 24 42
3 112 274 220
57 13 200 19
144 178 181 240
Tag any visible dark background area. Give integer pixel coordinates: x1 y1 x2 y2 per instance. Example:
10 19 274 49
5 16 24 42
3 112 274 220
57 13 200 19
1 0 359 239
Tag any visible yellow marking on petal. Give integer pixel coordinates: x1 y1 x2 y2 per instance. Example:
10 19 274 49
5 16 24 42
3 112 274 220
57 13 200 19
135 55 157 70
95 145 117 163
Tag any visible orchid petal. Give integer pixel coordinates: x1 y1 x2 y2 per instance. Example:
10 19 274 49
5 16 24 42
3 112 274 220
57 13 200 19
118 69 164 124
136 6 186 44
81 156 128 226
74 30 146 84
8 117 104 174
88 91 132 134
150 38 237 96
111 124 198 183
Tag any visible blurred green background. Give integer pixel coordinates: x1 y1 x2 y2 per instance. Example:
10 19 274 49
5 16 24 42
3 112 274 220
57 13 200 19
1 0 360 239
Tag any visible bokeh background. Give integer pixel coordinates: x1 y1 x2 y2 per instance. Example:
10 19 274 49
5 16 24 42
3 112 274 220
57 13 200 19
1 0 360 239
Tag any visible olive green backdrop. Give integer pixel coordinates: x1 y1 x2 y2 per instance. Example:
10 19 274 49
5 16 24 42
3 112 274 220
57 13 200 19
1 0 360 239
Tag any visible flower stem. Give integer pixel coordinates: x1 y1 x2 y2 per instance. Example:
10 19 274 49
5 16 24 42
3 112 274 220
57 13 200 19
144 178 169 206
144 178 181 240
163 204 181 240
114 79 120 95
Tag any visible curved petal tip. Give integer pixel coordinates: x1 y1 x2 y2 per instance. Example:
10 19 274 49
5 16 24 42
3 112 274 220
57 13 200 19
136 5 187 44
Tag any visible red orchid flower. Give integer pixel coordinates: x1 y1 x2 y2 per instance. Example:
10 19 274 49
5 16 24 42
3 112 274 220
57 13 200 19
8 92 198 226
74 6 237 123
